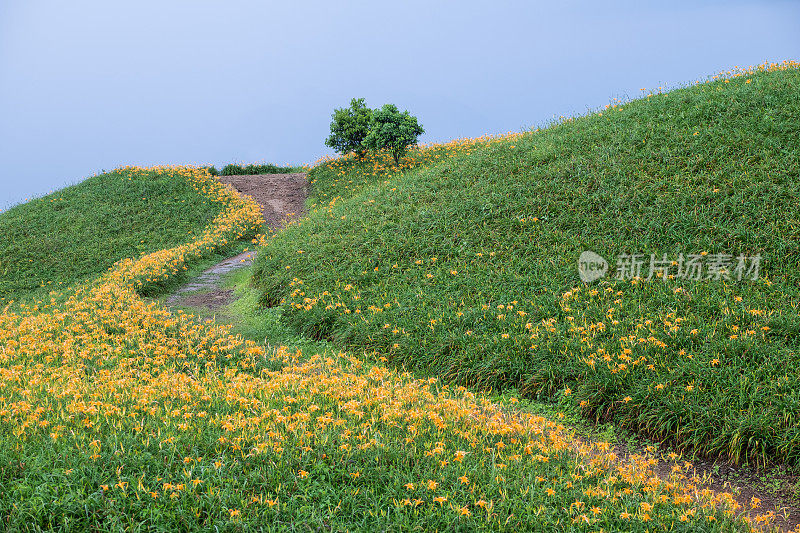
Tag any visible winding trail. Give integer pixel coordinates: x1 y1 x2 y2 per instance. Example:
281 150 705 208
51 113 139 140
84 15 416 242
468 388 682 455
165 173 307 311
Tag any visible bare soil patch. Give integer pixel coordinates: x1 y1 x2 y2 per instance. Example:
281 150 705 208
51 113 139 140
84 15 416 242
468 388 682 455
218 173 308 229
610 442 800 530
679 457 799 531
177 288 234 311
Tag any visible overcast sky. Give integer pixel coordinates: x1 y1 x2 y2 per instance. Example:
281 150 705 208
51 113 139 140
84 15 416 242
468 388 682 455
1 1 798 208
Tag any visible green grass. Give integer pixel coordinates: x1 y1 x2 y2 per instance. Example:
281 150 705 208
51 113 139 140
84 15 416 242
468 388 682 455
0 167 233 304
253 65 800 468
225 268 333 356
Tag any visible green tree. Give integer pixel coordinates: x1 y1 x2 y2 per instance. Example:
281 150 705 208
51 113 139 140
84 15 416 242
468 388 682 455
325 98 373 158
363 104 424 165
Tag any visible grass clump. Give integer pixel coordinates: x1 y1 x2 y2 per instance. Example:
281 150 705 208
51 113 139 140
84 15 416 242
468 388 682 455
252 62 800 468
220 163 303 176
0 166 234 304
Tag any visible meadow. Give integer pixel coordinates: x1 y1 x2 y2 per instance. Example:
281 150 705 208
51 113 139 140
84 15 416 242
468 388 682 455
0 61 797 531
0 167 233 304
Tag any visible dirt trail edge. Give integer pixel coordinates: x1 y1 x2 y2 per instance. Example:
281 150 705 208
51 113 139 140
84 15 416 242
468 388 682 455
165 173 307 310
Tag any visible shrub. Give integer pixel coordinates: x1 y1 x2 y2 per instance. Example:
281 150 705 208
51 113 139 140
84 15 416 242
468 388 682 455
324 98 373 159
363 104 424 165
220 164 247 175
220 163 299 176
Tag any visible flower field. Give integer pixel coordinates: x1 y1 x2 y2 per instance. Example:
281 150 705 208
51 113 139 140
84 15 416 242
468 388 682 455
0 166 776 530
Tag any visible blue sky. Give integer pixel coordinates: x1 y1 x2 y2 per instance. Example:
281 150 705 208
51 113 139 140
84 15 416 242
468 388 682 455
1 0 798 208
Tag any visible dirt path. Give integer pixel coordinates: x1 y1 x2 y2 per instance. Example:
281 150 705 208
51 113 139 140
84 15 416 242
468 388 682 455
218 173 307 229
165 173 307 311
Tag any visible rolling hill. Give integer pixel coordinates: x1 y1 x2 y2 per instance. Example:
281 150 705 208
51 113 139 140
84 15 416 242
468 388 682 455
253 61 800 467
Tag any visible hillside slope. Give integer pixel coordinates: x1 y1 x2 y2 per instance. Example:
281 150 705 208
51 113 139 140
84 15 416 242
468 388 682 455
253 62 800 466
0 167 235 303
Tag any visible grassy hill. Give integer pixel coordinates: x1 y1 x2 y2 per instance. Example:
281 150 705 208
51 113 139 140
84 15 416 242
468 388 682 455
0 166 237 303
253 61 800 467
